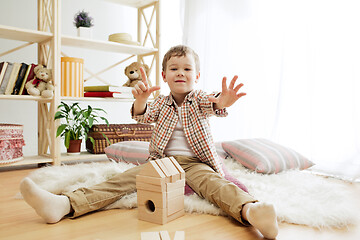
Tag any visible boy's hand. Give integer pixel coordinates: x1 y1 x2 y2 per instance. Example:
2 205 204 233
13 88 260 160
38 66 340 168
209 75 246 109
132 67 160 101
132 67 160 116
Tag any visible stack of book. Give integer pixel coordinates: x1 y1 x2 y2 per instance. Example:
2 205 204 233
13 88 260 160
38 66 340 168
84 85 134 99
0 62 38 95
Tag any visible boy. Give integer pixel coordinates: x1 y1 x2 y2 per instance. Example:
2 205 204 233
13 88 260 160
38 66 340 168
20 45 278 239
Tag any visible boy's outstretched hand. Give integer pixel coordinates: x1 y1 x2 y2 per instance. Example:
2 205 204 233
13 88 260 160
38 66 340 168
132 67 160 101
208 75 246 109
132 67 160 116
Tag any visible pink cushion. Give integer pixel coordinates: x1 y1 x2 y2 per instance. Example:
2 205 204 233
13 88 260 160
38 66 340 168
105 141 149 165
222 138 314 174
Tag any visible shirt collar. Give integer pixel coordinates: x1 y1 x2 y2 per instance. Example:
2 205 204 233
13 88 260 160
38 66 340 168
165 90 197 106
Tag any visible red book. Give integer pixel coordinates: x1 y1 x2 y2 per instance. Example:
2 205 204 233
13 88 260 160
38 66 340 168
84 91 132 98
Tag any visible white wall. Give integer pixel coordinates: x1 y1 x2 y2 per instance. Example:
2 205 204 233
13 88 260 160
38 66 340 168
0 0 182 155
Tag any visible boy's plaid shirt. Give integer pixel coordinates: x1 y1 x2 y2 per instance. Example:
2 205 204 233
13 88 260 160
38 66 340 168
131 90 227 176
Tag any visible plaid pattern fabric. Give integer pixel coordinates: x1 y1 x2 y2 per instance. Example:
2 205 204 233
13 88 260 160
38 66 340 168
132 90 227 176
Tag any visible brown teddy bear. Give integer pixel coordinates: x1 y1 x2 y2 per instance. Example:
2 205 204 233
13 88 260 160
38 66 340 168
123 62 149 87
25 65 54 98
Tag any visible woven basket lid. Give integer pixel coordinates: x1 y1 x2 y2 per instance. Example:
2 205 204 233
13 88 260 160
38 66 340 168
0 124 23 130
108 33 140 46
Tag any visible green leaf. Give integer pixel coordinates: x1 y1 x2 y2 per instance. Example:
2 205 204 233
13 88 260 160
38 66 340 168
100 116 109 125
64 103 70 112
88 117 94 127
65 131 71 149
93 107 106 113
88 136 95 147
54 111 63 119
56 124 67 137
100 133 111 145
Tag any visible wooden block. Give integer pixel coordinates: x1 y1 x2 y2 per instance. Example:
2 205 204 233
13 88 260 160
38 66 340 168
138 206 185 225
138 205 167 224
141 232 161 240
173 231 185 240
167 188 184 200
136 181 165 192
166 179 185 191
139 161 166 178
169 157 185 180
167 195 184 216
154 159 172 178
161 158 181 182
137 190 167 210
159 231 171 240
167 209 185 223
136 175 167 185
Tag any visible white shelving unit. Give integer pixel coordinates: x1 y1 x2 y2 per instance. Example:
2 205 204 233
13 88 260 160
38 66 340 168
0 0 160 168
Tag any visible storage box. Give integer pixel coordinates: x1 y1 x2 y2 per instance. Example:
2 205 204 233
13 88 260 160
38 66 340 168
61 57 84 97
0 124 25 164
86 124 153 154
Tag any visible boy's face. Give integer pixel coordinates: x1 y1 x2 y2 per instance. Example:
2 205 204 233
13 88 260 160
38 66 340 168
162 55 200 99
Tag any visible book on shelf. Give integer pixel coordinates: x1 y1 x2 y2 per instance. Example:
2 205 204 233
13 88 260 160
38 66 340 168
12 63 28 95
5 62 21 95
0 62 9 87
0 62 14 94
19 64 37 95
84 91 133 98
84 85 128 92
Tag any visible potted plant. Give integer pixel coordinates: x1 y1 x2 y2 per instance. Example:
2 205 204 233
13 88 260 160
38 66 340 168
74 10 94 38
54 101 109 154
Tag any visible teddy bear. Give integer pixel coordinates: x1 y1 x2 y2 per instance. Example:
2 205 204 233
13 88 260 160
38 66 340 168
123 62 149 87
25 65 54 98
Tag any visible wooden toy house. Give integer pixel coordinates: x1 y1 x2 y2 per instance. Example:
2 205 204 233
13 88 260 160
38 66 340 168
136 157 185 225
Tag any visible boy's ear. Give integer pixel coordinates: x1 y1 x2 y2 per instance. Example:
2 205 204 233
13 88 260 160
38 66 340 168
195 72 200 83
162 71 167 82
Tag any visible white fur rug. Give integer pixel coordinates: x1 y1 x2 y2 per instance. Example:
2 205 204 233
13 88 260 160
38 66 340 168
24 157 357 229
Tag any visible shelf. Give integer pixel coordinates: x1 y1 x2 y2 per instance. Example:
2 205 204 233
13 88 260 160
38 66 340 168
61 96 135 102
62 35 157 55
0 153 108 168
0 96 135 102
60 152 108 162
0 95 52 102
0 24 52 43
0 155 52 168
104 0 158 8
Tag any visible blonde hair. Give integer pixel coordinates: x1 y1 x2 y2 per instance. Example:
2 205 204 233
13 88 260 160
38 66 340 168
162 45 200 73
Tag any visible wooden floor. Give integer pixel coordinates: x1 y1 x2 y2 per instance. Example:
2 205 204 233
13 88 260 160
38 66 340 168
1 166 360 240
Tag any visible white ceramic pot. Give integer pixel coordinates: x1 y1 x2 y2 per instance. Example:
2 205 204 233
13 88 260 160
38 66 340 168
77 27 92 38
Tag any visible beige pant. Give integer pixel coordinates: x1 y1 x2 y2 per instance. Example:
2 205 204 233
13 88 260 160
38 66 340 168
63 156 257 224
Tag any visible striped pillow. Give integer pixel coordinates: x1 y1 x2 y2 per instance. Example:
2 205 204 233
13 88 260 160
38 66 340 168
222 138 314 174
105 141 150 165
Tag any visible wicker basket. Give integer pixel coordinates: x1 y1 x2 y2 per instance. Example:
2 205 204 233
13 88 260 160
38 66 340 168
86 123 153 154
0 124 25 164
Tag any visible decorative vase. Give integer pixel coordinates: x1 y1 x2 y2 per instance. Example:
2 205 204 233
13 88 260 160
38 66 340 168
67 139 82 155
77 27 92 38
61 57 84 97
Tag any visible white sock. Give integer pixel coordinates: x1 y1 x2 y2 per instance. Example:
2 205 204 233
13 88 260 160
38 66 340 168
20 177 71 224
245 202 278 239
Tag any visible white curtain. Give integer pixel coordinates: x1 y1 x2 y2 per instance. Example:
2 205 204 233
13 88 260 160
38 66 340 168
180 0 360 180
